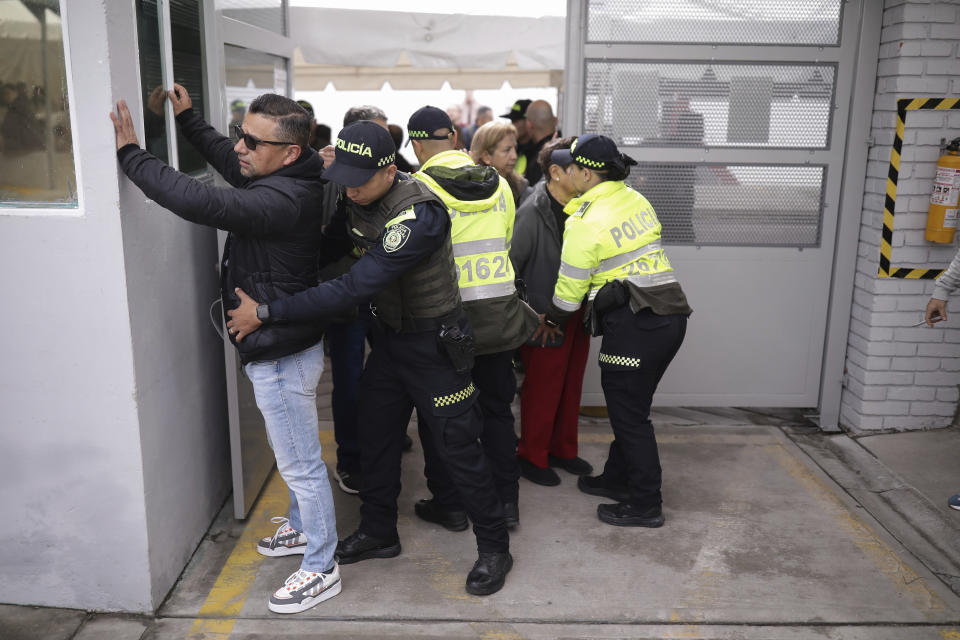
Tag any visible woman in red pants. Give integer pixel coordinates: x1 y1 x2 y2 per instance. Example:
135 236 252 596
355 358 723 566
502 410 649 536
510 138 594 486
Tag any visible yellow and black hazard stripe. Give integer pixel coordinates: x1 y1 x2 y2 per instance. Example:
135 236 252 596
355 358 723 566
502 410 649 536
879 96 960 279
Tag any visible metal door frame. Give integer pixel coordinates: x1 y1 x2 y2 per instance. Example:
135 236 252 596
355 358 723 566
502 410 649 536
204 1 297 519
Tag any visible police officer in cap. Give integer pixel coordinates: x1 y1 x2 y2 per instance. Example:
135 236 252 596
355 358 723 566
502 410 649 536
227 120 513 596
501 99 532 176
542 134 692 527
406 106 538 531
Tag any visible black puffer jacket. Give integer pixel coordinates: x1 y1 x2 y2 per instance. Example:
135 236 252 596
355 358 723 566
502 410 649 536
117 108 326 363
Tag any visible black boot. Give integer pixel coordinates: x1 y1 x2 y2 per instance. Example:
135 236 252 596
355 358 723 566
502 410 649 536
519 458 560 486
465 551 513 596
414 498 469 532
334 530 401 564
577 474 630 503
597 503 665 528
548 455 594 475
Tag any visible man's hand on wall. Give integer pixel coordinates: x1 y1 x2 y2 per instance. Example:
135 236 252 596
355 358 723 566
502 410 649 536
167 83 193 116
226 288 263 342
109 100 140 150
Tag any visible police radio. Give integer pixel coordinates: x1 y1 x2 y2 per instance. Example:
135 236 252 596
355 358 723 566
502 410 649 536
926 137 960 244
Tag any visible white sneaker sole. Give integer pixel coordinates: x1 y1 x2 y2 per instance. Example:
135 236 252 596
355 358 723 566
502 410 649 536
268 579 342 614
950 503 960 511
332 469 360 495
257 544 306 557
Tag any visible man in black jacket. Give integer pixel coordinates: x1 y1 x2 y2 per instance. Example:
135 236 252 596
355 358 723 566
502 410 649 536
110 86 341 614
227 120 513 597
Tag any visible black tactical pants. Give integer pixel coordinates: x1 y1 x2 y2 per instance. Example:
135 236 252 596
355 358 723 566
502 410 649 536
598 305 687 509
420 349 520 509
356 324 509 553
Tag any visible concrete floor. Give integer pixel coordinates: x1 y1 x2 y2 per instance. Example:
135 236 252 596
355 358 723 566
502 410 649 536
3 407 960 639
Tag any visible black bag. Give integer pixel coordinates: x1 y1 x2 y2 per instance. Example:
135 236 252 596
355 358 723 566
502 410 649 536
587 280 629 336
438 324 476 374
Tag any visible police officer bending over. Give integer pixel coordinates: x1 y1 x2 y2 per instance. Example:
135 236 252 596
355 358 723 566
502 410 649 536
544 134 692 528
406 106 538 531
228 120 513 596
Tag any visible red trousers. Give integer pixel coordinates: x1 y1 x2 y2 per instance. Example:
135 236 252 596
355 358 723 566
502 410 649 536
517 309 591 468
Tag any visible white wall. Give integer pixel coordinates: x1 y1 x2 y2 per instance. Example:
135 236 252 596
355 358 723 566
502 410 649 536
841 0 960 431
0 1 230 612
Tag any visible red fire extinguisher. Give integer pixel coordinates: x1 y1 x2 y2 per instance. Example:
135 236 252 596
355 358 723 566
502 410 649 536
926 136 960 243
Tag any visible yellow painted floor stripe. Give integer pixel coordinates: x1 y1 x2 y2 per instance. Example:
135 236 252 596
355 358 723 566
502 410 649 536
769 443 948 615
186 430 337 640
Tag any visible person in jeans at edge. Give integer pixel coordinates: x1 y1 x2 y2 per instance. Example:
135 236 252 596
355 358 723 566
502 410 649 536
510 137 594 487
109 86 340 614
924 247 959 511
227 120 514 596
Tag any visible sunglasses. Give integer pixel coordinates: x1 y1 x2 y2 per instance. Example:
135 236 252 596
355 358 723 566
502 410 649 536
232 124 293 151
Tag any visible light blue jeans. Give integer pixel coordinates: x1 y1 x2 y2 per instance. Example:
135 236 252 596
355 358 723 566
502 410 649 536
245 340 337 573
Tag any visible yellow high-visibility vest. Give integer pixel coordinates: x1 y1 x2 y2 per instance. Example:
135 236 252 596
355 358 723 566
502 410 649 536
552 180 677 313
415 150 517 302
515 154 527 179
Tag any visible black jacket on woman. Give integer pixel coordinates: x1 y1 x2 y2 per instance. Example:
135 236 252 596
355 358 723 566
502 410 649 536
509 179 565 315
117 108 327 364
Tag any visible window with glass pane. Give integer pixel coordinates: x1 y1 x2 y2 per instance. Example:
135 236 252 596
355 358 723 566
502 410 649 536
222 0 286 36
170 0 205 173
136 0 169 163
136 0 206 173
224 45 288 133
0 1 77 208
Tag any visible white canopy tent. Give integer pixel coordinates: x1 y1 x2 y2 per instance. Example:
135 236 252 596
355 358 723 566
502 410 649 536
0 0 65 87
289 7 566 90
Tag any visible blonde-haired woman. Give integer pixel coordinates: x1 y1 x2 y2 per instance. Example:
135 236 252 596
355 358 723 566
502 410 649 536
470 120 533 207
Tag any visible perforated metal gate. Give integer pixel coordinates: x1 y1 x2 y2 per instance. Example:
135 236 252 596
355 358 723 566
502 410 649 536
564 0 865 406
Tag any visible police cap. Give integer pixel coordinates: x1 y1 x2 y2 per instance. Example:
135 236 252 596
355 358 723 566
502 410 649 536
323 120 397 187
406 106 454 146
500 99 531 122
552 134 636 172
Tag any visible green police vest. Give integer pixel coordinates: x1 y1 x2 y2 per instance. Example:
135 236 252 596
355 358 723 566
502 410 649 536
414 150 538 353
345 177 462 332
552 180 678 317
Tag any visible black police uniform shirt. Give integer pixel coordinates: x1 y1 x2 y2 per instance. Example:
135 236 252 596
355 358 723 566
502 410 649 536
268 176 451 324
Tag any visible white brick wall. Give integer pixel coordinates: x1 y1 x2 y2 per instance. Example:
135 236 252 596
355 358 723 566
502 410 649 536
839 0 960 432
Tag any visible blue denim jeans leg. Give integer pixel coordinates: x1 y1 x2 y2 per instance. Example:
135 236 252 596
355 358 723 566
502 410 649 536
245 340 337 573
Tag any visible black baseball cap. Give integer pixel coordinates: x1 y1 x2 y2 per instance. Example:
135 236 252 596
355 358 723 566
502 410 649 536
551 134 621 170
406 106 454 146
500 99 532 121
323 120 397 187
296 99 314 117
